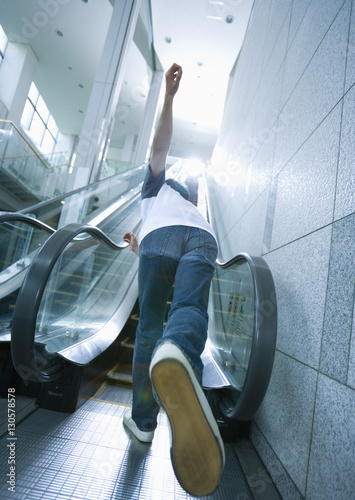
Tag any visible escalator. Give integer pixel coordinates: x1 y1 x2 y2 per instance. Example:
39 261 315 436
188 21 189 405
4 163 277 430
0 163 147 338
10 215 141 411
0 165 147 404
0 213 57 399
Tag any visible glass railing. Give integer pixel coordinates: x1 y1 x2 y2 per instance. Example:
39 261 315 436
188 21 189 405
37 203 140 356
18 163 146 229
11 193 141 382
0 215 54 288
0 120 71 200
100 159 133 179
0 215 55 339
208 258 255 389
0 164 147 345
0 120 148 213
0 163 145 287
205 253 277 421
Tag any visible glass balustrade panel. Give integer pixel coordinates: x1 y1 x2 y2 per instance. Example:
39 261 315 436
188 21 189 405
0 221 52 339
0 221 50 278
35 199 141 353
208 260 255 390
17 164 146 230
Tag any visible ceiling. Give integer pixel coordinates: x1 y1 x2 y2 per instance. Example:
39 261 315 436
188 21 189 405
0 0 253 162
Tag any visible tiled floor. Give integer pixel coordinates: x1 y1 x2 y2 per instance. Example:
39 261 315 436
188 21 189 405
0 395 254 500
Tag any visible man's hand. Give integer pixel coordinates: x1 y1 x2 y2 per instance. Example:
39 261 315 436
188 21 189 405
165 63 183 98
123 232 139 256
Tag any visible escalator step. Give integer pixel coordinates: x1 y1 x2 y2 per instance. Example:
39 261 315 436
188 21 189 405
107 361 132 383
107 372 132 386
120 336 135 350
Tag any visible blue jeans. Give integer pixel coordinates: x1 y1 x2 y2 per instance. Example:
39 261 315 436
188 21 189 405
132 226 218 431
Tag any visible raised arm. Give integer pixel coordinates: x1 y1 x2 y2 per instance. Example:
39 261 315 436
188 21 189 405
150 63 182 177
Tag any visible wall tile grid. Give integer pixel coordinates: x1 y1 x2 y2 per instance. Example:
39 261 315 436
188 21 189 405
335 85 355 220
320 214 355 383
281 0 349 107
349 298 355 389
254 351 318 495
208 4 291 261
210 0 355 498
265 227 332 368
345 3 355 90
270 103 342 250
306 375 355 499
273 0 350 178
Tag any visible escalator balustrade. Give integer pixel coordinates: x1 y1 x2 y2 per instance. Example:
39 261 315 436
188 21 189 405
0 213 55 339
203 253 277 427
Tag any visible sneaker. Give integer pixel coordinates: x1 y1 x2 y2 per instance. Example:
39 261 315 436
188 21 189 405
149 343 225 497
123 408 154 443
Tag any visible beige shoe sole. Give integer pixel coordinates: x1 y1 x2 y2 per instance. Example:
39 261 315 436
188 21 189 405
150 357 224 497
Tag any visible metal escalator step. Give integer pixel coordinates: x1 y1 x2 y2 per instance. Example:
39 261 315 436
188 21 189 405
107 361 132 386
120 337 135 349
107 372 133 386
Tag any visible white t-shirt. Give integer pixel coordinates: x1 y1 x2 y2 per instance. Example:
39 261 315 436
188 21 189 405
139 166 217 244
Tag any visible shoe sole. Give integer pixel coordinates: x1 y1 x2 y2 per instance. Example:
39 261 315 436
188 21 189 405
150 358 224 497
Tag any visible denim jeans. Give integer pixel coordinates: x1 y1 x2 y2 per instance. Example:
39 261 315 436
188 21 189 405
132 225 218 431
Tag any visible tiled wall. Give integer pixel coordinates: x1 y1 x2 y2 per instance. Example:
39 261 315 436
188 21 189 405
209 0 355 498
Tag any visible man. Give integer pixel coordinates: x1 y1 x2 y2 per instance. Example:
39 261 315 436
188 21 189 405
123 63 225 497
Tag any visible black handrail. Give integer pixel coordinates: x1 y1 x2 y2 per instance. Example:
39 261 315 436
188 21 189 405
211 253 277 421
11 222 131 383
0 212 55 234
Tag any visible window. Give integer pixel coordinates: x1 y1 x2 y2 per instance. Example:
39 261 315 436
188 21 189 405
20 82 59 152
0 25 8 68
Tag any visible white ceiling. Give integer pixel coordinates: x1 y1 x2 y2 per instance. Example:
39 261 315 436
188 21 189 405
0 0 253 161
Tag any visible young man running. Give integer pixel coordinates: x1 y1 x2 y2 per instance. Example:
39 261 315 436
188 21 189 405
123 63 225 497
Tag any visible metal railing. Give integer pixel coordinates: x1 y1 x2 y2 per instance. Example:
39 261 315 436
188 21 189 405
0 119 71 200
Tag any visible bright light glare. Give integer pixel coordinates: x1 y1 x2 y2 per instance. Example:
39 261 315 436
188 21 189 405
173 68 229 132
0 25 8 54
182 158 205 179
0 129 12 138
